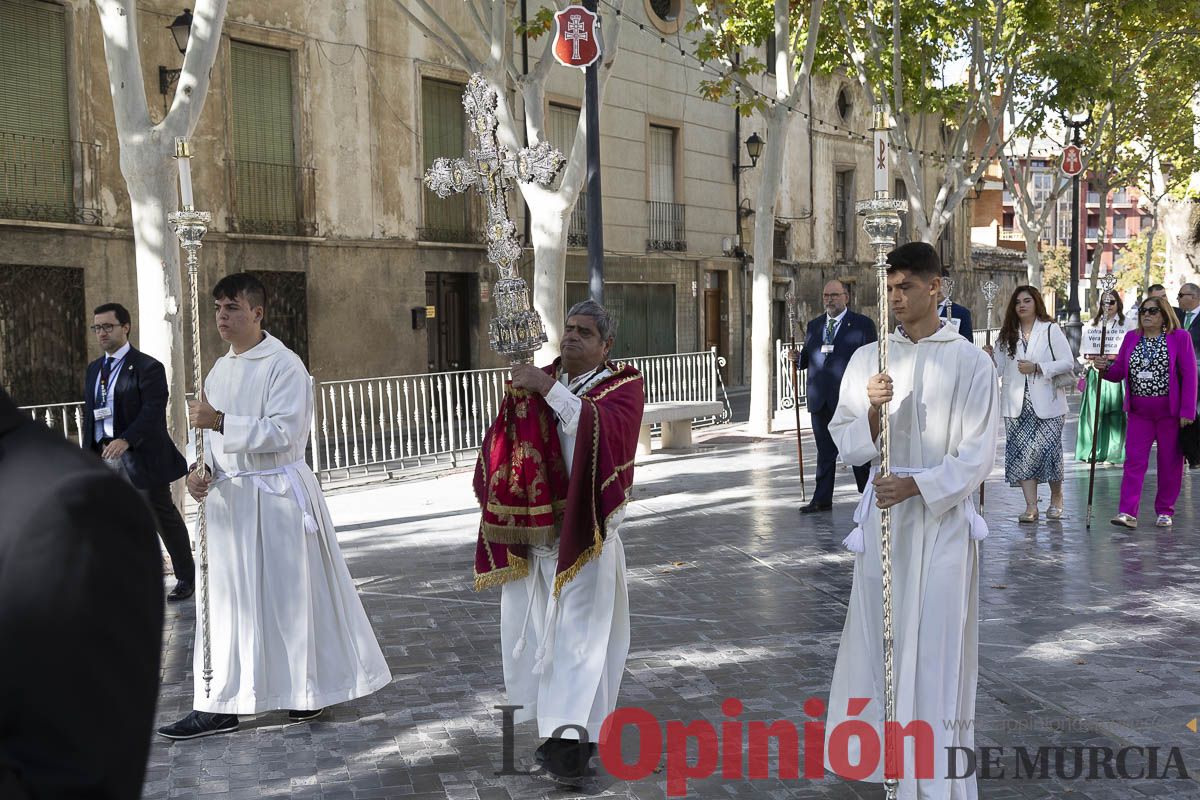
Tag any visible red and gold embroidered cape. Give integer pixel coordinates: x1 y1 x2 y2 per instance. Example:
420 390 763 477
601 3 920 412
473 360 644 597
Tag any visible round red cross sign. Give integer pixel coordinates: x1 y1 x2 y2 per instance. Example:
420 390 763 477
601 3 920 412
1061 144 1083 177
553 6 600 69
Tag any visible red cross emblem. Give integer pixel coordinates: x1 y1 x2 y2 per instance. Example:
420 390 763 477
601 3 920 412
553 6 600 69
1061 144 1083 177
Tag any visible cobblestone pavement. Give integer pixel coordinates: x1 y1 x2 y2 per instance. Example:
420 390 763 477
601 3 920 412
146 414 1200 799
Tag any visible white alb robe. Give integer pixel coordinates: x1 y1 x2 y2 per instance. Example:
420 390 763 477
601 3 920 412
825 323 999 800
499 368 631 740
195 333 391 714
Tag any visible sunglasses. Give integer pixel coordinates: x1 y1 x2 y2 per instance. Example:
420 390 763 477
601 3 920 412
1139 307 1162 316
1102 300 1116 306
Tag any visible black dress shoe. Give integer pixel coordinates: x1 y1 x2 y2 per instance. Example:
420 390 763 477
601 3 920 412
287 708 324 722
167 581 194 601
799 502 832 514
542 738 597 784
157 710 238 740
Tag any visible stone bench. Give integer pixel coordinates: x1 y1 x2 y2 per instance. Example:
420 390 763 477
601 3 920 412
638 401 725 453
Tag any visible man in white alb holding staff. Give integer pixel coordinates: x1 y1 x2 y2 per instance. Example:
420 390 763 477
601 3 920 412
825 243 999 799
158 273 391 740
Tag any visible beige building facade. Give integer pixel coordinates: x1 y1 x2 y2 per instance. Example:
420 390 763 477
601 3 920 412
0 0 1012 407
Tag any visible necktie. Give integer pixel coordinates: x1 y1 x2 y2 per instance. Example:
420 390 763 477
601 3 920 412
1187 311 1195 330
825 317 837 345
99 356 113 404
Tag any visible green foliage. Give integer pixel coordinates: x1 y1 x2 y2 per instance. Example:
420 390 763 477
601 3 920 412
1115 229 1166 293
514 7 555 39
1041 245 1071 299
687 0 828 114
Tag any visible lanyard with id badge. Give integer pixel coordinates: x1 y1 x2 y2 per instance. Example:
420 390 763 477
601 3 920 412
94 356 123 421
822 317 837 354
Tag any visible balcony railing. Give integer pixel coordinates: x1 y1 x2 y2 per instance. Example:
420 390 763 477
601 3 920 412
227 159 318 237
647 200 686 251
1112 190 1130 205
568 194 588 247
1086 227 1101 240
0 131 102 225
1086 192 1101 205
419 191 484 244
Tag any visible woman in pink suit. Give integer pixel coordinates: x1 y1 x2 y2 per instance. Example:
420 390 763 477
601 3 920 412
1100 296 1197 528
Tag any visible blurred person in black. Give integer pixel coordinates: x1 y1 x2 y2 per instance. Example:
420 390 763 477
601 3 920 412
0 386 163 798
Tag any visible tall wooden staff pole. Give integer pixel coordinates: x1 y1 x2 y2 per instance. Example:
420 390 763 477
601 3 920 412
978 280 999 513
856 105 907 800
1085 276 1119 529
784 290 807 502
168 138 214 697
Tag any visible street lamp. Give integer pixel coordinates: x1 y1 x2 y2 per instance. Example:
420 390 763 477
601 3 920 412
158 9 193 98
1064 107 1091 356
733 132 765 179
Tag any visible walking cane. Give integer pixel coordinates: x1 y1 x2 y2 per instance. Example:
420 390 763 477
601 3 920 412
169 138 214 697
785 290 807 503
978 280 999 513
1085 277 1119 529
856 105 907 799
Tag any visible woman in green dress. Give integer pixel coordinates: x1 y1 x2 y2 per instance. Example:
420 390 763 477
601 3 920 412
1077 292 1127 463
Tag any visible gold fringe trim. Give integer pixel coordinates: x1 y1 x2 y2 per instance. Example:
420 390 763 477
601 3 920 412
474 554 529 591
590 372 643 401
481 523 560 546
601 458 636 492
553 398 604 598
485 500 566 516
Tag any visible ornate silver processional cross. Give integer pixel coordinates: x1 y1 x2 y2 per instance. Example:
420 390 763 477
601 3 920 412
423 74 565 363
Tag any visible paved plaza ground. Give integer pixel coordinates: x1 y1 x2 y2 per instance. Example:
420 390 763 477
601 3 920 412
145 411 1200 799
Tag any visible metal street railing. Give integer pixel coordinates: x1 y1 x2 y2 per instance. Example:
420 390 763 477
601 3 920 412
21 401 87 446
314 348 731 481
774 329 1000 412
774 340 808 414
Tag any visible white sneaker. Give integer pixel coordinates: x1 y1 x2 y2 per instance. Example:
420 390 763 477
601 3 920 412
1110 513 1137 529
1156 514 1173 527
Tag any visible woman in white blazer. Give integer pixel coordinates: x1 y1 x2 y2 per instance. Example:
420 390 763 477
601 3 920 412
984 286 1075 522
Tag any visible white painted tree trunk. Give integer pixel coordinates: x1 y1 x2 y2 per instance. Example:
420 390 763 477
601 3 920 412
526 189 573 361
95 0 227 450
123 150 187 435
747 105 792 435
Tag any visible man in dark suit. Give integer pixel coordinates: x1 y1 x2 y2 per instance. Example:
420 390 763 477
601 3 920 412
1175 283 1200 351
796 279 878 513
1178 283 1200 469
0 386 163 798
84 302 195 601
937 271 974 341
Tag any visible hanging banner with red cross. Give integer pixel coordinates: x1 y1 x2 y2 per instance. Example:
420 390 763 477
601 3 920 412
553 6 601 69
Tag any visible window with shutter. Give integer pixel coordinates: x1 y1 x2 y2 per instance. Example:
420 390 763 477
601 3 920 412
421 78 480 242
229 41 300 234
548 103 586 246
0 0 73 222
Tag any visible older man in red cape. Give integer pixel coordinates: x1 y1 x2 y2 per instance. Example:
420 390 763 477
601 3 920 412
473 299 643 783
